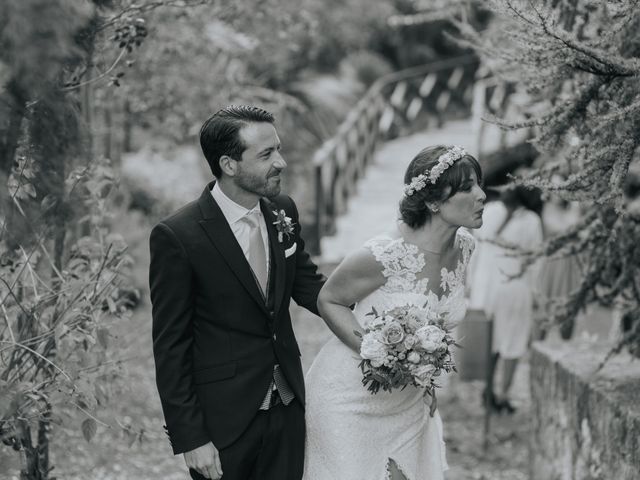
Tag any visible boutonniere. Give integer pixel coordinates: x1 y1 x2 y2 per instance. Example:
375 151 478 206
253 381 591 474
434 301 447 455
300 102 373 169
272 209 295 243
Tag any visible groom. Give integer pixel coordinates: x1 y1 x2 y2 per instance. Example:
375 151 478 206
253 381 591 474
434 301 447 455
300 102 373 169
149 105 325 480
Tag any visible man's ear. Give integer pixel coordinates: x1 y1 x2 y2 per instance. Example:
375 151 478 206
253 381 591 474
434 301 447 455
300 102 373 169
219 155 237 177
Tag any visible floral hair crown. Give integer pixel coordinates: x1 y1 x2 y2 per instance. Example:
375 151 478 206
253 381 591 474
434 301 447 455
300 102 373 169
404 146 467 196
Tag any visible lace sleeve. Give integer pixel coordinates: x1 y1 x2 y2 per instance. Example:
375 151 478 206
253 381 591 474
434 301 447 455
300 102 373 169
363 236 427 294
363 236 395 279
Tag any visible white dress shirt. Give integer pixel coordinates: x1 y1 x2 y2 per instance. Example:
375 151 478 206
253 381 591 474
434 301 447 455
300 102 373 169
211 182 270 265
212 183 292 408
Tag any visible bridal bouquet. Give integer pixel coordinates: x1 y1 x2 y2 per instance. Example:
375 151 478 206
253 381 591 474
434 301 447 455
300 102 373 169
356 304 458 415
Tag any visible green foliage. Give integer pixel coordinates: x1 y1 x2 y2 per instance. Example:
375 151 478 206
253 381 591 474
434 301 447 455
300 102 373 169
457 0 640 356
369 0 487 69
294 0 397 73
110 0 400 143
341 50 395 87
107 0 404 221
0 0 94 95
0 1 156 477
0 159 133 460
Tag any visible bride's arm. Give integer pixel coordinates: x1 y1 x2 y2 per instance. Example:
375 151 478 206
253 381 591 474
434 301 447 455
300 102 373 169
317 247 385 353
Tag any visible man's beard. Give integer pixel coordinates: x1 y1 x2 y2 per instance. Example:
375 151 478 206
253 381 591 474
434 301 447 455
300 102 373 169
235 170 281 199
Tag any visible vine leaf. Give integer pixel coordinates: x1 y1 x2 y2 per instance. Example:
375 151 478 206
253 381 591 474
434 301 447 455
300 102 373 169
97 327 110 350
81 418 97 442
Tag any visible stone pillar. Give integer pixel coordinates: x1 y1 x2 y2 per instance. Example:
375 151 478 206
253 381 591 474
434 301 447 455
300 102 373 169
530 340 640 480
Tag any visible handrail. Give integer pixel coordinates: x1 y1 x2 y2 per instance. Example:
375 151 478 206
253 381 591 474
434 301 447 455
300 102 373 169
309 55 523 255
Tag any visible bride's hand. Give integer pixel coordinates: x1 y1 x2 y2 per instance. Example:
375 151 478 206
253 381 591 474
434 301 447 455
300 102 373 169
317 246 386 352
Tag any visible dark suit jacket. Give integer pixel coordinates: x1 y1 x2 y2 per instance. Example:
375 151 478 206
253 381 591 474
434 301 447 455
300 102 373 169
149 182 324 454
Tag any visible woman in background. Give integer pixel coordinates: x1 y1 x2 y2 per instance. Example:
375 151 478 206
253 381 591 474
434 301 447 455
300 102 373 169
535 196 583 340
469 185 543 413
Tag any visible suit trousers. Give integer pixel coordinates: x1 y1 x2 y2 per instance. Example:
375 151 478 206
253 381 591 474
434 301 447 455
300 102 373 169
189 399 305 480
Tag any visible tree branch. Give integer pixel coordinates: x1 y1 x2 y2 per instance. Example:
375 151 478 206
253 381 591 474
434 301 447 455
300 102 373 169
97 0 212 31
61 48 127 92
0 340 73 385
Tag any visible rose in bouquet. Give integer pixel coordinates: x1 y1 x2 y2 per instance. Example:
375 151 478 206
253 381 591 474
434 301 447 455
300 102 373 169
356 304 458 416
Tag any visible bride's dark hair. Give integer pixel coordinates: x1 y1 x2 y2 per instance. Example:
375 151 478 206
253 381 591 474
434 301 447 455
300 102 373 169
399 145 483 228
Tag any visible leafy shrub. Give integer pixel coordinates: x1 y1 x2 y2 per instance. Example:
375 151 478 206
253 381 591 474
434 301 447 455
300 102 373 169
340 50 394 87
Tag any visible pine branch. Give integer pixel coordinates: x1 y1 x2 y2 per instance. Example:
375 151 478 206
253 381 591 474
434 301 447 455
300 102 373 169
97 0 212 31
532 4 640 77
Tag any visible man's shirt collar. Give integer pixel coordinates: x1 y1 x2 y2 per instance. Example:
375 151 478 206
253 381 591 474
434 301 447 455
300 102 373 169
211 181 261 226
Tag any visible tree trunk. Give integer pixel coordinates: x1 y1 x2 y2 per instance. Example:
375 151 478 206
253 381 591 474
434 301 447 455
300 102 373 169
35 405 52 479
0 79 28 176
104 106 112 160
0 79 29 247
123 99 132 152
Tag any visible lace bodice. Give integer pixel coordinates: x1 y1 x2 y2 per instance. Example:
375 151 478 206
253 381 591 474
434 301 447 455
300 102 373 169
357 228 475 326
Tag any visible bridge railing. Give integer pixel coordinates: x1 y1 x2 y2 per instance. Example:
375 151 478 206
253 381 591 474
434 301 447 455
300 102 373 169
310 55 525 255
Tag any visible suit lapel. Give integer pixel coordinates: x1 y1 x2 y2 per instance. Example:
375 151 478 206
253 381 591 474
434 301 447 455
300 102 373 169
197 183 270 316
261 199 286 317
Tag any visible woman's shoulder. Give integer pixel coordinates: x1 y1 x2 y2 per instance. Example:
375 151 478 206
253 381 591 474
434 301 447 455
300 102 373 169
332 241 388 284
363 231 400 249
362 231 413 260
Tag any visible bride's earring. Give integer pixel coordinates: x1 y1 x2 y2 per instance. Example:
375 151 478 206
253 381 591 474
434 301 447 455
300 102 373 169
426 202 439 213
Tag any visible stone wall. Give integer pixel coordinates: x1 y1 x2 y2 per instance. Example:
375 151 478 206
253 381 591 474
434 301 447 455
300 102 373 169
530 340 640 480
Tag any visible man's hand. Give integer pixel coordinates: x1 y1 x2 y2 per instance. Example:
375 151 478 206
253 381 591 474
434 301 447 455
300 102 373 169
184 441 222 479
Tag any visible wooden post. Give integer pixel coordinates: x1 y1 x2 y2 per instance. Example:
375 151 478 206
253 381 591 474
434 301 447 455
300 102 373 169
313 163 323 256
483 317 494 452
103 107 112 160
471 81 487 159
81 84 93 157
123 99 132 152
456 309 494 451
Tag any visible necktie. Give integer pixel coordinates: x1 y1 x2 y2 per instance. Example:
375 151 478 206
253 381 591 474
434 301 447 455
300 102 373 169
243 211 268 296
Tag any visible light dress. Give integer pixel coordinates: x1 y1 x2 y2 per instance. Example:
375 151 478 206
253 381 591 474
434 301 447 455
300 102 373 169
536 201 583 338
467 201 508 312
485 207 543 359
303 228 475 480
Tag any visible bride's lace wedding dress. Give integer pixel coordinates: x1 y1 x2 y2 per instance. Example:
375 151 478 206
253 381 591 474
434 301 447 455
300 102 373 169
303 228 475 480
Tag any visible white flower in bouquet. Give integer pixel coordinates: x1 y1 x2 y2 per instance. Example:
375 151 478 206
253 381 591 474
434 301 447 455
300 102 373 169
364 314 387 330
404 307 426 331
360 334 388 367
380 321 405 345
403 334 418 350
407 351 421 364
415 325 447 353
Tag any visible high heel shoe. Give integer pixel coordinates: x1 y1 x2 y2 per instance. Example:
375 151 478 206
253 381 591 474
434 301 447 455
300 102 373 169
481 389 505 413
482 389 517 414
498 399 517 414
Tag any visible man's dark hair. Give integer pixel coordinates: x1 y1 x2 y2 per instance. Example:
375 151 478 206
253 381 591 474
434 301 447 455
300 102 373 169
199 105 275 178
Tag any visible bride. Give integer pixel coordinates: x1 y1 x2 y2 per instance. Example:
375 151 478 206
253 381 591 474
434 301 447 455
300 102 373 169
303 145 486 480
